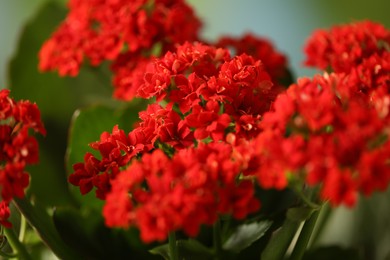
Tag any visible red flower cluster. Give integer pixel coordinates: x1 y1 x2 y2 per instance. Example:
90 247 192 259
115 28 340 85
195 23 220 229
68 16 390 243
135 42 279 139
256 72 390 207
0 90 45 227
216 33 289 83
347 51 390 99
69 103 194 199
39 0 201 76
103 142 259 242
290 21 390 206
304 20 390 73
69 42 283 200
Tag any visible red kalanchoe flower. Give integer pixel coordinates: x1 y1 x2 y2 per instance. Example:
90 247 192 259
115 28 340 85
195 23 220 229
69 124 148 199
346 51 390 104
0 201 12 228
258 73 390 207
39 0 202 77
0 89 45 227
216 33 290 83
103 142 260 243
137 42 230 102
69 103 194 198
136 43 279 140
70 42 286 200
111 54 153 101
304 20 390 73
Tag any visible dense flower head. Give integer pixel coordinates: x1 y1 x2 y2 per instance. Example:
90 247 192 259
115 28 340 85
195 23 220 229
111 54 153 100
39 0 202 76
347 51 390 98
0 89 45 227
216 33 289 83
69 124 147 199
258 73 390 207
136 42 230 101
136 42 279 140
304 20 390 73
61 15 390 247
103 142 260 242
69 103 195 199
69 42 285 199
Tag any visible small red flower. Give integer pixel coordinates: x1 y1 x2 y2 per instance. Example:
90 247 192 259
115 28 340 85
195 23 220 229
256 73 390 207
216 33 289 83
0 89 45 227
304 20 390 73
103 142 261 242
0 201 12 228
39 0 202 77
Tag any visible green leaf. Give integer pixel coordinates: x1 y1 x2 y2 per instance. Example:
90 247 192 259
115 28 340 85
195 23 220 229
7 1 72 207
53 207 160 259
303 246 362 260
52 208 101 259
66 105 121 173
66 102 146 209
287 207 315 222
66 105 121 209
66 99 146 173
150 239 214 260
261 217 302 260
149 244 170 260
223 220 272 252
13 197 83 260
177 239 214 259
7 1 119 207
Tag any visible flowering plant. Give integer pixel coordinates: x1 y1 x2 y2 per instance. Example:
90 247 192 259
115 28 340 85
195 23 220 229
1 1 390 259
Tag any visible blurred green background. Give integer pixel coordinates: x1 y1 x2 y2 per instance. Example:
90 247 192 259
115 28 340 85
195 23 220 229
0 1 390 259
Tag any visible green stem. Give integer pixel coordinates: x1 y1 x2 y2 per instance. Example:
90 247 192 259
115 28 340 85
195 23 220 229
261 218 302 260
310 202 331 247
213 218 222 259
292 185 320 209
13 198 82 260
0 249 18 259
289 208 321 260
169 232 179 260
19 214 27 242
3 227 31 260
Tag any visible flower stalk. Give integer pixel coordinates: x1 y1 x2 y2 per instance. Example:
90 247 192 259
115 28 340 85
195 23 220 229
12 198 82 259
213 218 223 259
3 226 31 260
169 232 179 260
261 217 302 260
289 207 321 260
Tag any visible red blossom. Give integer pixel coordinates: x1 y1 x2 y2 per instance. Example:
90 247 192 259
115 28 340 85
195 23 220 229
71 42 286 205
39 0 202 77
256 73 390 207
137 103 194 148
0 90 45 227
0 201 12 228
103 143 260 242
348 52 390 94
111 54 154 101
68 124 148 199
304 20 390 73
137 42 230 102
216 33 289 83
